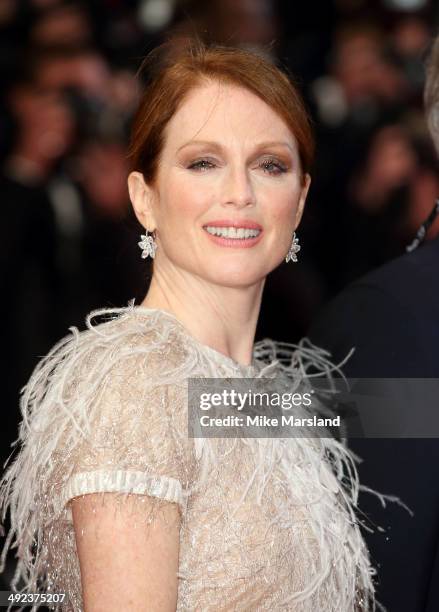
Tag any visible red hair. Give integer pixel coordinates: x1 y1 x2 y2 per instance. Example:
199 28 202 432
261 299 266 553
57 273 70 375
128 36 314 185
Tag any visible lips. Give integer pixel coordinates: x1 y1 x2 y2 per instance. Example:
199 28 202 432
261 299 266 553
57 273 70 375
202 219 263 230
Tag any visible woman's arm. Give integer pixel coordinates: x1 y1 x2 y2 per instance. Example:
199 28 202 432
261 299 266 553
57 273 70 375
72 492 180 612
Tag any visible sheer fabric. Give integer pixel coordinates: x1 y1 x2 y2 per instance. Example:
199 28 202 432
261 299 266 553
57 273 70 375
0 303 377 610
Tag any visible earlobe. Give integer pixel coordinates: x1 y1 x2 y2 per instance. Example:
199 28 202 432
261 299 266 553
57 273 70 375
127 171 156 230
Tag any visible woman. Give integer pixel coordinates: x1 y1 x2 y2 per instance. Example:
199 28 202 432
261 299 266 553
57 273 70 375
0 38 377 611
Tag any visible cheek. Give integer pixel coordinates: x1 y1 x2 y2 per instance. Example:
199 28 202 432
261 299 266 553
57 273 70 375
263 185 303 258
154 180 212 256
162 175 211 223
267 187 301 225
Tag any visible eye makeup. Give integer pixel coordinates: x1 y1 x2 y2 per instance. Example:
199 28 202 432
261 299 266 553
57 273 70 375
186 156 290 176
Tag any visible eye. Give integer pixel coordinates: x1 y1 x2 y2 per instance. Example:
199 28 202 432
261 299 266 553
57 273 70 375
187 156 288 175
260 158 288 176
187 158 216 172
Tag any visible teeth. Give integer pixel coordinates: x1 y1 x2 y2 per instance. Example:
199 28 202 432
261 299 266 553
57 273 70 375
205 226 261 238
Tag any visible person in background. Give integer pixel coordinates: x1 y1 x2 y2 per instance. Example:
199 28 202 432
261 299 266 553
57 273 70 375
342 118 439 282
308 34 439 612
71 135 145 310
0 71 75 469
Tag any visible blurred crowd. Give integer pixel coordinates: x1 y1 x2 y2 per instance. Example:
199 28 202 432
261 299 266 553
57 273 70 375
1 0 439 468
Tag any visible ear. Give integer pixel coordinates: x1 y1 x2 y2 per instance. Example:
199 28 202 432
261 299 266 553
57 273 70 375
127 171 157 231
295 173 311 229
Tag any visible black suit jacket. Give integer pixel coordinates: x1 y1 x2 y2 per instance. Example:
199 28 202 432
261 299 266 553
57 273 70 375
308 236 439 612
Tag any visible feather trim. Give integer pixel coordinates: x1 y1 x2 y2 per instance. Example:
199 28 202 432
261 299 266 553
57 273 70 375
0 303 406 611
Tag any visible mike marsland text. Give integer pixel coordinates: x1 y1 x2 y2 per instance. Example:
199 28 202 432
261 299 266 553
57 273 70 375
199 414 341 428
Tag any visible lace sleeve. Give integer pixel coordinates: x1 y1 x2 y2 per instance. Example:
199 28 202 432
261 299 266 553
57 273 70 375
0 310 195 600
53 355 191 520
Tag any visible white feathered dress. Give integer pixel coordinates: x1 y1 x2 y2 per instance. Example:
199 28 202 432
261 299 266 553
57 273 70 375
0 304 379 611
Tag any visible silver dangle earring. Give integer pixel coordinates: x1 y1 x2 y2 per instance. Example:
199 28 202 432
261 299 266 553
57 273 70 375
138 229 157 259
285 232 300 263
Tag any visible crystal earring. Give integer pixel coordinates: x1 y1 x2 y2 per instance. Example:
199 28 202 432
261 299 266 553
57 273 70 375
285 232 300 263
138 230 157 259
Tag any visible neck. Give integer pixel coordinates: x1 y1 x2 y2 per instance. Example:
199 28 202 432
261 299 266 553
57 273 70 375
140 266 265 367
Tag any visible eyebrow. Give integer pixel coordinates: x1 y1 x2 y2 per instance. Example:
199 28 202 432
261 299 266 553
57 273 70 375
177 139 294 154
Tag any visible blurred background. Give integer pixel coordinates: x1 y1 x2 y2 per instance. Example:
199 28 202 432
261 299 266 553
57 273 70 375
1 0 439 593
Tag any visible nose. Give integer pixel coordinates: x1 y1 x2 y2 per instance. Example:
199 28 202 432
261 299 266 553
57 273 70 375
221 166 256 209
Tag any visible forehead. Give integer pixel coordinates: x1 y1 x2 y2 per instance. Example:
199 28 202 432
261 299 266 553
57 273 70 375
162 81 296 152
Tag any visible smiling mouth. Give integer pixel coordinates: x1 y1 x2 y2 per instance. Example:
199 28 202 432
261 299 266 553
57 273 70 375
203 226 262 239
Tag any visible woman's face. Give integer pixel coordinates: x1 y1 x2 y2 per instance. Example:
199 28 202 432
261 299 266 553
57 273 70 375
129 80 310 288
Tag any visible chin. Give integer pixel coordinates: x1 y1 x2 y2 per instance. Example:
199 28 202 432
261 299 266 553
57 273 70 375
204 262 272 289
